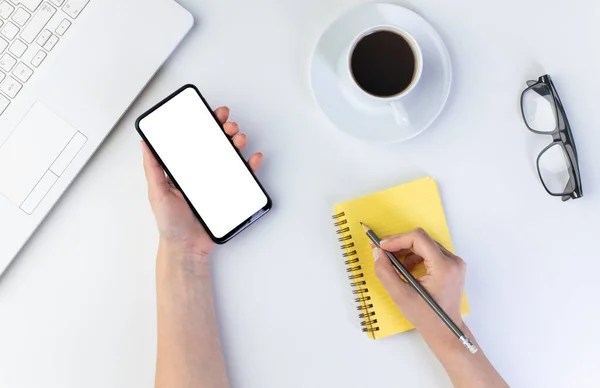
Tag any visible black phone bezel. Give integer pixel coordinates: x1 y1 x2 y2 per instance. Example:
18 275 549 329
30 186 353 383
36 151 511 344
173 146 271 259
135 84 272 244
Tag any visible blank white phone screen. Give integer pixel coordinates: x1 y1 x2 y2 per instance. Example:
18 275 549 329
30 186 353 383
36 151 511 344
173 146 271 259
138 88 268 239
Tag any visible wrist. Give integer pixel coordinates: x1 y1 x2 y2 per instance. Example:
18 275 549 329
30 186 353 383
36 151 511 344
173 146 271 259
419 319 469 348
160 236 212 259
157 240 211 277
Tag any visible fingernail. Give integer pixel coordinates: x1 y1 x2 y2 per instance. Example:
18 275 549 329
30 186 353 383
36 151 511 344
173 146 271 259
373 249 379 261
380 239 388 246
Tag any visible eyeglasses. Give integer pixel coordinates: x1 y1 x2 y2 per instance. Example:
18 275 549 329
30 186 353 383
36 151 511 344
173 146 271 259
520 74 583 201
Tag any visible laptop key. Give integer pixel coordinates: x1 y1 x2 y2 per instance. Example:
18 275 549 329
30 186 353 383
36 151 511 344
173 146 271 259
8 39 26 57
62 0 89 18
0 53 16 71
11 7 30 26
42 33 57 51
0 1 14 19
36 28 51 45
20 2 55 43
1 20 18 39
30 49 45 66
55 18 70 35
18 0 43 12
13 62 32 82
0 75 22 97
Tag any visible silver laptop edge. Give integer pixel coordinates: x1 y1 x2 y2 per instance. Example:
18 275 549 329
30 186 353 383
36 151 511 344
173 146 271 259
0 0 193 275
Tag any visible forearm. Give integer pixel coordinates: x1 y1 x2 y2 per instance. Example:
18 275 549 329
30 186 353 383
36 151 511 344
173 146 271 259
155 242 229 388
422 324 507 388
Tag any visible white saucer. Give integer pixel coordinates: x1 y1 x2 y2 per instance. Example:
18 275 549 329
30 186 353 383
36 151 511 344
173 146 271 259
309 3 452 143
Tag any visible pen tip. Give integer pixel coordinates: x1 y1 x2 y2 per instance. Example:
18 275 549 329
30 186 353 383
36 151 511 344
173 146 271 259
360 222 370 232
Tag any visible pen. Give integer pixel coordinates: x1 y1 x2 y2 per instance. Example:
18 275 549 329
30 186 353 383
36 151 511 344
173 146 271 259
360 222 478 354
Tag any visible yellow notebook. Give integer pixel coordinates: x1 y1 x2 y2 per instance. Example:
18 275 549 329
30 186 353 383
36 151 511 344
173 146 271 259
333 177 470 340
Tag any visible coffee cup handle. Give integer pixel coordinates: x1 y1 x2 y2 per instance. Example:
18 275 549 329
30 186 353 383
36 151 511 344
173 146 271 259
389 101 410 127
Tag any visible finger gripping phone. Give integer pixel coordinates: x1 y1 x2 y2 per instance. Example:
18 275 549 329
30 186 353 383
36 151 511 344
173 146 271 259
135 85 272 244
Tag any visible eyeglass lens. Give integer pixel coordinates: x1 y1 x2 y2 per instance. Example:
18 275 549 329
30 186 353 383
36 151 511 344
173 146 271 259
522 84 556 133
538 143 572 195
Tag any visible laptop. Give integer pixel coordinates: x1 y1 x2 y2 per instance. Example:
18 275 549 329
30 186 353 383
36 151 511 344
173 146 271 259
0 0 193 275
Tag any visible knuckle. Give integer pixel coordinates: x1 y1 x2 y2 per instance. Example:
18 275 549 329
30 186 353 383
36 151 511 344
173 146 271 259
412 228 430 241
453 254 466 265
413 227 427 236
446 260 466 277
411 227 433 245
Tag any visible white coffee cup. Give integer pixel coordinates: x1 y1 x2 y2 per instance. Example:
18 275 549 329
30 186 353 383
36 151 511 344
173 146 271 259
338 25 423 126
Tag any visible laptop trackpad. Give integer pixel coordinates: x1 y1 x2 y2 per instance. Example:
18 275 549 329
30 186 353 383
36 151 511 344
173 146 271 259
0 102 87 214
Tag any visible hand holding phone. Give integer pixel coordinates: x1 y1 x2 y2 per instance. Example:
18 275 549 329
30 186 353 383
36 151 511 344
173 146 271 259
138 87 270 250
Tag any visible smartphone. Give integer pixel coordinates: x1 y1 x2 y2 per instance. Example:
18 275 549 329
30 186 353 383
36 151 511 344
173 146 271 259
135 85 272 244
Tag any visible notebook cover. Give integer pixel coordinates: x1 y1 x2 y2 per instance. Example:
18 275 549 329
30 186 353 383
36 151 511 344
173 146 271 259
333 177 470 340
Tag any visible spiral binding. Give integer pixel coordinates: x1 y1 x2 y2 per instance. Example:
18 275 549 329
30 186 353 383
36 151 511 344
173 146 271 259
332 212 380 335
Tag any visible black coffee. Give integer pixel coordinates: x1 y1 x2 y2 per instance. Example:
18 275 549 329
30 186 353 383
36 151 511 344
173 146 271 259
350 30 416 97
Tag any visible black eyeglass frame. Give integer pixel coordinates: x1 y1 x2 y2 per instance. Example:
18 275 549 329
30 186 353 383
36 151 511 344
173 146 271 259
520 74 582 201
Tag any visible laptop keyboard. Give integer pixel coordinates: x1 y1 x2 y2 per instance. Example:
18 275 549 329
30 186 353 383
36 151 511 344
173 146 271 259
0 0 90 116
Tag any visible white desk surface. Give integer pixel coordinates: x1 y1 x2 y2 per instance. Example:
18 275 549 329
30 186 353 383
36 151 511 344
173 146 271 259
1 0 599 387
